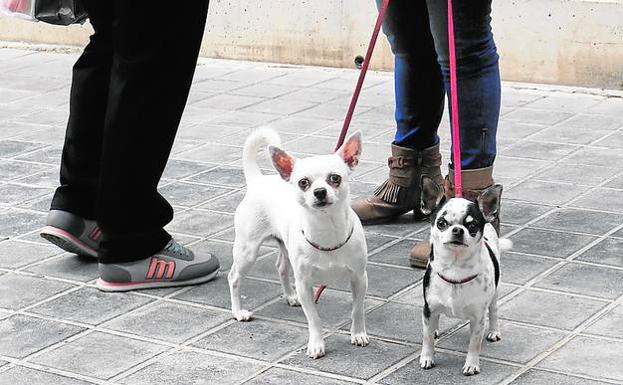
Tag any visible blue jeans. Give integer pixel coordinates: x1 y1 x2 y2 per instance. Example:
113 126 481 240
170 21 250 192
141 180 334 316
378 0 500 169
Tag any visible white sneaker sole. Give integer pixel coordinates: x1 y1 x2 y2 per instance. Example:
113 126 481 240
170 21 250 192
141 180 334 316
40 226 98 258
95 269 219 292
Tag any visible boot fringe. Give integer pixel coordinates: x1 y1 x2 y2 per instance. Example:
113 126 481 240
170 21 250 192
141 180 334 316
373 180 403 204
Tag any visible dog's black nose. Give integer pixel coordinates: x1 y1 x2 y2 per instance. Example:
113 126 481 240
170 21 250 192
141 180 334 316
452 226 464 237
313 188 327 200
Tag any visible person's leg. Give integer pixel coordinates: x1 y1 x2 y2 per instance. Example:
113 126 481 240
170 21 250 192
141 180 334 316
41 1 112 257
425 0 500 172
50 1 112 218
352 0 445 224
410 0 501 268
96 0 211 264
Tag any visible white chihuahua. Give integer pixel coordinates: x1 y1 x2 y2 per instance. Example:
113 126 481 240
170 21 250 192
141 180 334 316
228 128 369 359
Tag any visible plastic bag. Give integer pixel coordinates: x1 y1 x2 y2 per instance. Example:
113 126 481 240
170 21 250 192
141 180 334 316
0 0 37 22
35 0 87 25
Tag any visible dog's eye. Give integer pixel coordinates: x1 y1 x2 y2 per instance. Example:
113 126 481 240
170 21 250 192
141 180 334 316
298 178 310 191
437 218 448 230
328 174 341 186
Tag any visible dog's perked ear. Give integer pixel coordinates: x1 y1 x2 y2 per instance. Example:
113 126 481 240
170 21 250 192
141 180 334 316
336 131 362 170
420 176 444 216
477 184 503 222
269 145 296 181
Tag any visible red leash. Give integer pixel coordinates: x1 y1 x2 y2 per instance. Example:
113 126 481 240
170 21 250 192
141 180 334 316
447 0 463 198
314 0 463 303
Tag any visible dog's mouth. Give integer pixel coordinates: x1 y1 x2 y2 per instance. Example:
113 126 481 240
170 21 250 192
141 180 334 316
444 240 467 247
312 201 333 208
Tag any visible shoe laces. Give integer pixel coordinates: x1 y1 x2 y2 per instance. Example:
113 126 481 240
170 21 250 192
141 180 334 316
164 239 194 260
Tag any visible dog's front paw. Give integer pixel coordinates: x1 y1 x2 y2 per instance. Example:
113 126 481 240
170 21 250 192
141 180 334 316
420 355 435 370
486 331 501 342
462 362 481 376
285 295 300 307
306 339 325 359
233 309 253 322
350 332 369 347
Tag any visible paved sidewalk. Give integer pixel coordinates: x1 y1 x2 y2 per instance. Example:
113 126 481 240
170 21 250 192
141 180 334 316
1 48 623 385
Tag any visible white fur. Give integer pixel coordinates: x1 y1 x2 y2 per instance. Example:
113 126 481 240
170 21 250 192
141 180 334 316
229 128 369 359
420 197 511 376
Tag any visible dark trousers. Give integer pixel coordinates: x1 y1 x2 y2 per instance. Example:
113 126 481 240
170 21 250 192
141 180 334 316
378 0 500 169
51 0 210 263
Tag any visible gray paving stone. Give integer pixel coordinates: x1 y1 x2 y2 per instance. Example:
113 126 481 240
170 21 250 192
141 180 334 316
0 273 74 310
534 164 617 186
0 160 50 181
364 215 428 238
186 166 246 188
510 369 611 385
576 237 623 267
25 254 99 282
0 366 95 385
281 334 413 380
0 183 52 205
105 301 230 343
503 108 573 126
33 331 167 380
329 264 422 299
535 263 623 300
193 318 308 361
500 289 608 330
0 140 43 158
532 208 623 235
380 353 516 385
162 159 212 180
501 140 579 161
257 288 383 328
14 145 62 164
350 302 461 343
365 233 397 253
530 125 613 145
505 180 590 206
594 130 623 149
368 239 421 268
509 228 597 258
160 182 232 207
524 93 604 111
494 156 549 179
572 187 623 213
537 336 623 382
15 167 59 187
587 97 623 117
173 276 281 311
199 190 245 213
245 367 357 385
120 350 265 385
563 146 623 168
438 321 567 364
563 113 623 131
29 287 154 325
0 240 60 268
499 200 551 226
0 314 84 358
176 142 242 164
166 209 233 237
501 253 557 285
584 304 623 339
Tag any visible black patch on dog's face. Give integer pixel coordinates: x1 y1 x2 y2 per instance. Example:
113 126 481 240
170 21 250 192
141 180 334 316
463 202 486 238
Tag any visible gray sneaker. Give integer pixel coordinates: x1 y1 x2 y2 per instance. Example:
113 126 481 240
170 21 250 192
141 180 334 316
96 238 220 292
40 210 100 258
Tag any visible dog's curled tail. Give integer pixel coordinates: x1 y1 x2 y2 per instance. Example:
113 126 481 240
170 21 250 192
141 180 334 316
242 127 282 183
499 238 513 252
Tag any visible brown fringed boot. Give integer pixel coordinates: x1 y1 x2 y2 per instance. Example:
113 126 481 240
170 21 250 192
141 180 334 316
409 165 500 268
352 144 443 224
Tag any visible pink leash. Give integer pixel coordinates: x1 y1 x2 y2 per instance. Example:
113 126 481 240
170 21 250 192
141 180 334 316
314 0 462 303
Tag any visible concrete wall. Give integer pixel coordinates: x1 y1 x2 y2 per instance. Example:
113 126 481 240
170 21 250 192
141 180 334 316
1 0 622 89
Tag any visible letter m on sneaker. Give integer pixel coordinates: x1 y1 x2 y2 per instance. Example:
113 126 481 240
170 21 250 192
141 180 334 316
146 258 175 280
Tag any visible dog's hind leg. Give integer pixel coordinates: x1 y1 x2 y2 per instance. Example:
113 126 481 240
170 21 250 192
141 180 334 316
350 271 369 347
276 242 299 306
420 311 439 369
486 294 501 342
228 238 261 322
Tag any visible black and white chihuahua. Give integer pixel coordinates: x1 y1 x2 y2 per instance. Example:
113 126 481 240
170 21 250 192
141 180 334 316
418 176 512 376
